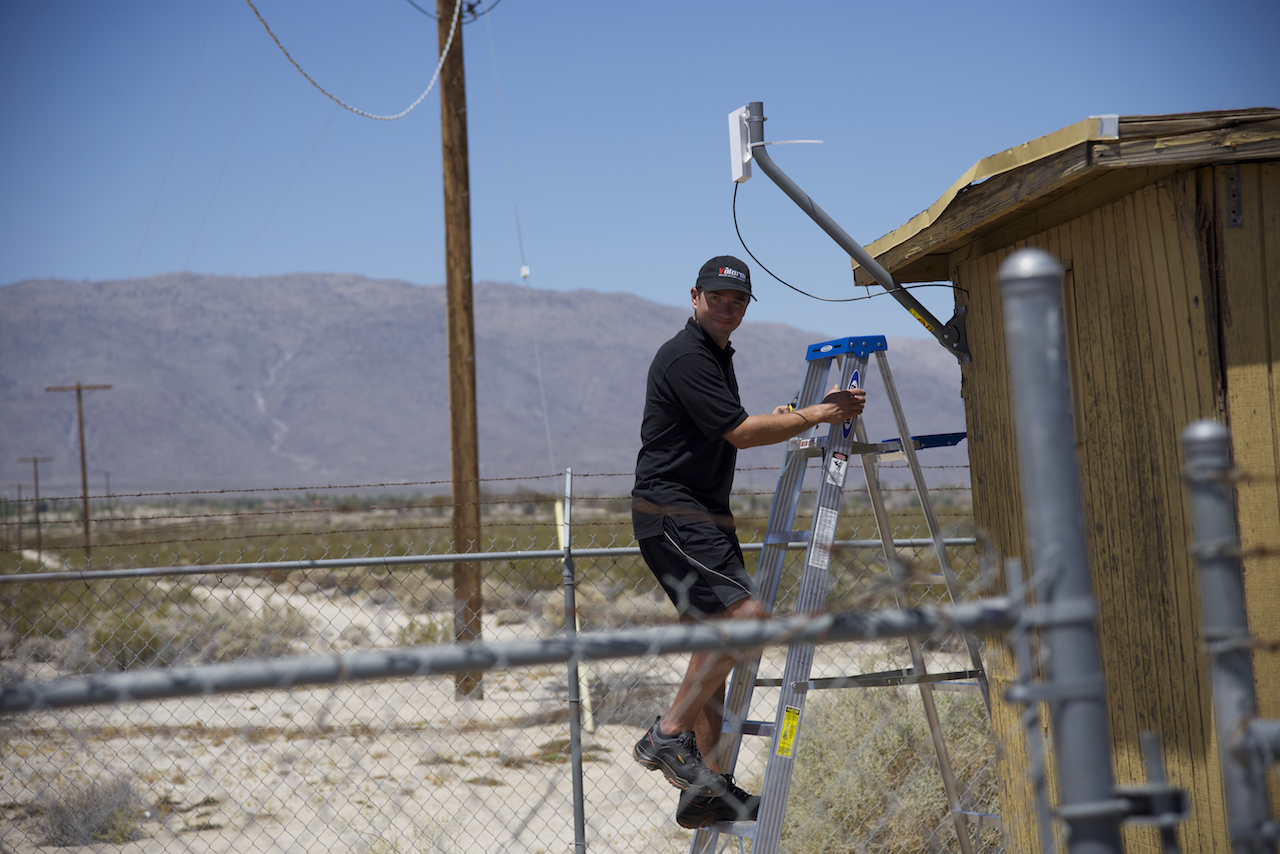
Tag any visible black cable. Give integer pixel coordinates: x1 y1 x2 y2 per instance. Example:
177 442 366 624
404 0 505 22
732 182 969 303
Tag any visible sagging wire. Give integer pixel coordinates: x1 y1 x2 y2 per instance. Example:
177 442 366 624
244 0 462 121
732 182 969 303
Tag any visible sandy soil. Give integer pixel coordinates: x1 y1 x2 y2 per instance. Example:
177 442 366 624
1 572 977 853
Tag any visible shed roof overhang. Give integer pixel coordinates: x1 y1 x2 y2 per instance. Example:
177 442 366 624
854 108 1280 285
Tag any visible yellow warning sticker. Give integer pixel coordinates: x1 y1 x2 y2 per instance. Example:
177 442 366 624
777 706 800 758
909 309 936 333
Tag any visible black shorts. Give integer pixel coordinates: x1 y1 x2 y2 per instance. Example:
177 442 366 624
639 516 755 618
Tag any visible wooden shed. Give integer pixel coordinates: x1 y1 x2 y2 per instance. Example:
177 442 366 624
855 108 1280 852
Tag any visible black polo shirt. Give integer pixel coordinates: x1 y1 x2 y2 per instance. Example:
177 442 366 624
632 318 749 539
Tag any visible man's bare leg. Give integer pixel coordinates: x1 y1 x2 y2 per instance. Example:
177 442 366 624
659 596 767 772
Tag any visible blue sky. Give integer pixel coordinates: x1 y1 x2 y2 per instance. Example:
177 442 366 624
2 0 1277 341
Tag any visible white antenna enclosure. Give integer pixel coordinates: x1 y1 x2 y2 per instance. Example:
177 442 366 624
728 106 752 183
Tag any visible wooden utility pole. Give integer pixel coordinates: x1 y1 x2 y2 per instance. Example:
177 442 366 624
6 484 22 552
17 457 53 563
46 383 112 558
437 0 483 699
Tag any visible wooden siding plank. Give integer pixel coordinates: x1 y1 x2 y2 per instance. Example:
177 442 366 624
1220 162 1280 749
960 246 1044 853
1167 170 1222 418
1087 201 1148 808
1125 185 1223 854
1067 208 1135 797
1168 169 1232 849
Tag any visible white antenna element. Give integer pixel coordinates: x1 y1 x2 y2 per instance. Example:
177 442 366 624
728 106 822 183
728 106 753 183
520 264 530 279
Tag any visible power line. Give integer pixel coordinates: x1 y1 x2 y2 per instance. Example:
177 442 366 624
129 0 221 276
732 182 968 303
232 1 400 272
184 0 285 270
243 0 463 121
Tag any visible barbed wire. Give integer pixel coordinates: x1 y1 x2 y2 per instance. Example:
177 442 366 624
244 0 462 121
2 517 970 555
0 474 572 506
0 476 971 508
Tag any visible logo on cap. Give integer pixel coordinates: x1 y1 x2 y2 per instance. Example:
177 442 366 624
718 267 747 282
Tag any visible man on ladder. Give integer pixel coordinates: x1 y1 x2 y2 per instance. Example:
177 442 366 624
630 255 865 828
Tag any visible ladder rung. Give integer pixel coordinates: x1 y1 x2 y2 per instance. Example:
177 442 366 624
932 681 984 694
728 719 775 738
911 574 948 585
956 810 1002 830
708 820 757 838
878 431 967 452
786 434 828 456
769 668 982 691
763 531 810 545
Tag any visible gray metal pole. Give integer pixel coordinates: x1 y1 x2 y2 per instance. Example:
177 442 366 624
744 101 970 364
0 598 1019 713
561 469 587 853
1000 248 1123 854
1182 420 1277 853
1 538 977 586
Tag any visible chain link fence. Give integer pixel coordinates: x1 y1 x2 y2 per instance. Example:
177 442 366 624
0 466 994 854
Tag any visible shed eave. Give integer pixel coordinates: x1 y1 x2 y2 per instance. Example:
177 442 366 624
854 108 1280 285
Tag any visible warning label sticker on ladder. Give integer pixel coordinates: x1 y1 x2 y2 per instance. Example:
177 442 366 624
826 451 848 488
809 507 838 572
777 706 801 757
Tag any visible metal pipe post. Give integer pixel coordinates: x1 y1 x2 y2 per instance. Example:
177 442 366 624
1 599 1021 714
560 469 587 853
1000 248 1122 854
1182 420 1277 852
744 101 970 363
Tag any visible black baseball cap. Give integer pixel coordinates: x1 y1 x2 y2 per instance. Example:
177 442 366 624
696 255 754 300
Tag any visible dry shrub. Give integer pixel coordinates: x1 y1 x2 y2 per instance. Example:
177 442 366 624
781 685 999 854
38 777 143 846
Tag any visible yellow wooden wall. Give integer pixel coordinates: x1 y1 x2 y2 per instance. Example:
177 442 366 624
1217 163 1280 757
951 162 1279 852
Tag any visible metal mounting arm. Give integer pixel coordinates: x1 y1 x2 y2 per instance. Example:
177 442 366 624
744 101 971 364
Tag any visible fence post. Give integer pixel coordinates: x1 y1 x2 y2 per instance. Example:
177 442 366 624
1182 420 1278 853
560 468 587 853
1000 248 1123 854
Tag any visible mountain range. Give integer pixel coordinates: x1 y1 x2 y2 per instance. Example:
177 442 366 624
0 273 967 499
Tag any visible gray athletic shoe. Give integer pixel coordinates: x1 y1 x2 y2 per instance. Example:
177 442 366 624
633 717 727 797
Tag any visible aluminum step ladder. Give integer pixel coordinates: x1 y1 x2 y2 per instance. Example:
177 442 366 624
692 335 995 854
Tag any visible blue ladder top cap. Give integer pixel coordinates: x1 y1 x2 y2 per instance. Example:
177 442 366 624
806 335 888 361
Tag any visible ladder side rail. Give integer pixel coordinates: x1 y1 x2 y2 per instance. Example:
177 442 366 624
714 355 832 772
863 354 976 854
713 452 808 780
873 350 992 714
694 355 836 854
917 680 977 854
750 351 865 854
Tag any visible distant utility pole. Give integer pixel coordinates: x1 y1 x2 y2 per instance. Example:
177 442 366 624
438 0 483 700
46 382 111 558
17 457 53 563
5 484 21 552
